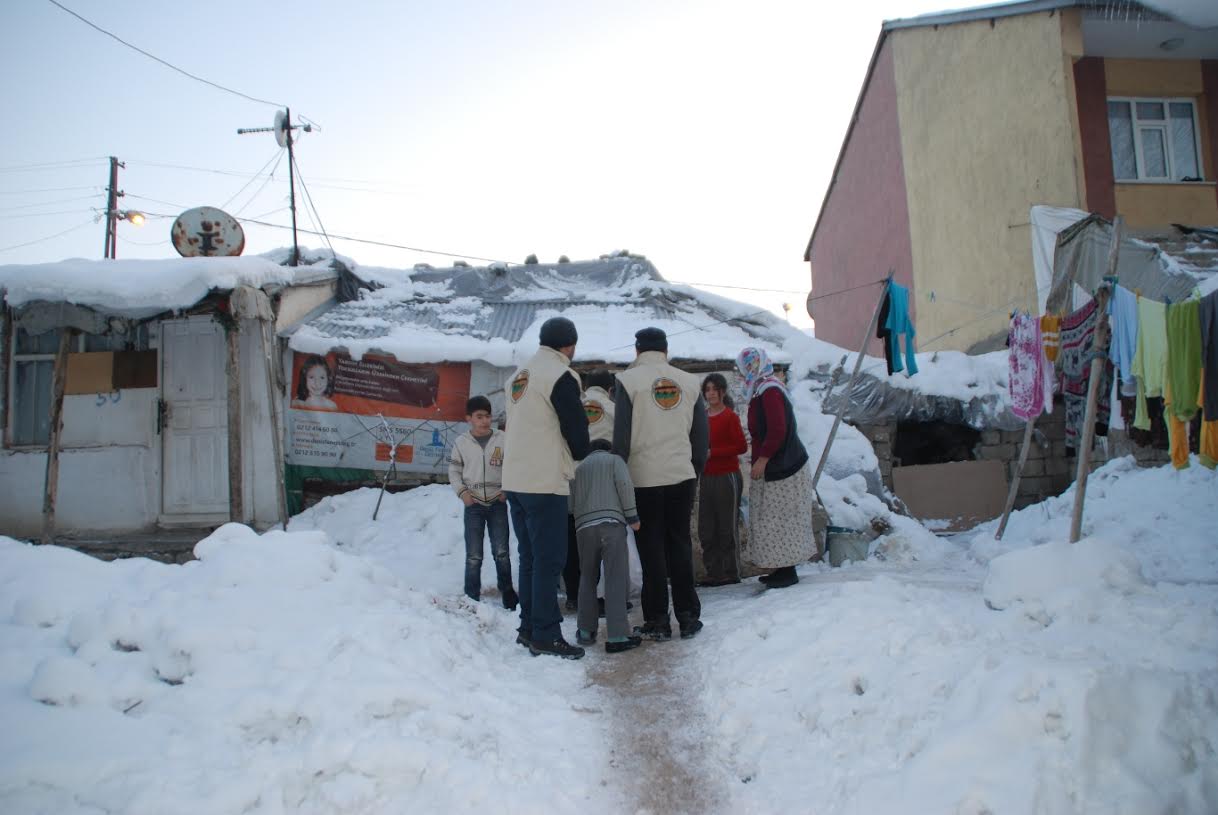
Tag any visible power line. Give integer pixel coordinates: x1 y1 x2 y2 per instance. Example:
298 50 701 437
235 217 508 264
291 158 336 258
669 280 809 294
0 158 107 173
0 185 101 195
222 147 284 211
0 193 103 212
232 152 286 215
123 158 411 193
45 0 284 108
123 193 190 210
0 218 95 253
0 208 96 219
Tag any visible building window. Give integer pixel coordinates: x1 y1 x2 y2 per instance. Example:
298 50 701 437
1107 98 1202 182
9 324 150 446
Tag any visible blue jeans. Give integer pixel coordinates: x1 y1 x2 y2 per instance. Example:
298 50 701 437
464 501 512 600
507 491 569 643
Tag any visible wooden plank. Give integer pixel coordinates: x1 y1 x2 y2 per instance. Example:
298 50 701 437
226 323 244 523
811 274 890 491
1069 216 1122 543
41 329 76 545
260 319 288 525
995 418 1037 540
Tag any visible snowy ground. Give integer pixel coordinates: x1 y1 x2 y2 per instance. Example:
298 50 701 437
2 458 1215 814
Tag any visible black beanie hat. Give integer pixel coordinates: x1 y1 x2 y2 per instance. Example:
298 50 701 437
539 316 578 349
635 327 668 353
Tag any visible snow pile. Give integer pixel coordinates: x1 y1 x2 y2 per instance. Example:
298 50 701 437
0 519 613 814
698 458 1218 814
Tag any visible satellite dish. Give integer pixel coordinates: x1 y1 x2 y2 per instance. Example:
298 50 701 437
171 206 246 257
273 110 289 148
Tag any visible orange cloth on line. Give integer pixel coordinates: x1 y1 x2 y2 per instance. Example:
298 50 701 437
1201 373 1217 470
1163 376 1191 469
1041 314 1061 363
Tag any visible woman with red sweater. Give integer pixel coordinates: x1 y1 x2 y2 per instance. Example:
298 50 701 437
736 347 814 589
697 373 748 586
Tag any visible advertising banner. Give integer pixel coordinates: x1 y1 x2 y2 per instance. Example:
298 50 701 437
287 351 472 474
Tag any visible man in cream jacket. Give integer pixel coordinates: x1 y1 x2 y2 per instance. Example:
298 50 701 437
503 316 591 660
613 327 709 641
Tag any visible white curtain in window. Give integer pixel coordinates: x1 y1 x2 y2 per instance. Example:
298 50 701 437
1141 128 1167 177
1107 101 1136 180
1169 102 1199 179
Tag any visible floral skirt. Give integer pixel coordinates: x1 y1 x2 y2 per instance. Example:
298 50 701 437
742 460 816 569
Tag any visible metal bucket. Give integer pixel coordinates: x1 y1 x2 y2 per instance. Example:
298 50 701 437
827 526 869 567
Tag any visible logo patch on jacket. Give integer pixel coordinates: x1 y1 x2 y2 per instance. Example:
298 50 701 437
584 399 605 424
652 378 682 410
490 446 504 467
510 370 530 402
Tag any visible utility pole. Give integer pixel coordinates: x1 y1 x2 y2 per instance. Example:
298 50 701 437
238 108 312 267
103 156 123 259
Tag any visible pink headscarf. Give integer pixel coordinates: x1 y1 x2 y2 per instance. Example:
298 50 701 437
735 347 787 402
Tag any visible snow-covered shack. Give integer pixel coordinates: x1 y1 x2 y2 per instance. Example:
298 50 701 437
281 253 789 513
0 251 344 546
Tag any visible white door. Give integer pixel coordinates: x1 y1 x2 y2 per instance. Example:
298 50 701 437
161 317 229 518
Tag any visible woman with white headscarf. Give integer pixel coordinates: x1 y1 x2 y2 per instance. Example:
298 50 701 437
735 347 816 588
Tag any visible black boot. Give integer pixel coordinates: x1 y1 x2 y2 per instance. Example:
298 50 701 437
763 566 799 589
529 637 586 660
502 587 519 611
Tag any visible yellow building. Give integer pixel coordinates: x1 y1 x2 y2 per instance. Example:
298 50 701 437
805 0 1218 353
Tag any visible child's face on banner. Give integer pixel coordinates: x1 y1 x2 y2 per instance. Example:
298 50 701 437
306 364 329 398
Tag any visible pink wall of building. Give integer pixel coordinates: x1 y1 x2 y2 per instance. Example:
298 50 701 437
805 37 914 355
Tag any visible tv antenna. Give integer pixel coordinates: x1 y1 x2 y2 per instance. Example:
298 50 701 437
237 108 312 266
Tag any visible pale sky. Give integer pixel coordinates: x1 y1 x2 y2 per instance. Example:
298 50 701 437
2 0 959 331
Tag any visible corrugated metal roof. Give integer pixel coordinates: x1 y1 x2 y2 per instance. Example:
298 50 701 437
305 296 679 343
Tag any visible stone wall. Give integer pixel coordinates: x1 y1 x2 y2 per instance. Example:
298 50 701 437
855 398 1136 512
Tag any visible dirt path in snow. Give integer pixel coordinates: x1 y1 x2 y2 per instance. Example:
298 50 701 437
583 612 733 815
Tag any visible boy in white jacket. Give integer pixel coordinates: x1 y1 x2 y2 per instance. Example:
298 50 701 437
449 396 517 609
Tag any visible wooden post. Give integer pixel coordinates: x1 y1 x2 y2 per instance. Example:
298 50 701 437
259 319 289 526
226 322 244 524
994 418 1036 540
811 275 890 492
1068 216 1122 543
41 329 76 545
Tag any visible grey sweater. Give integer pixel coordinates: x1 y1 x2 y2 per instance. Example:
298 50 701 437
569 450 640 530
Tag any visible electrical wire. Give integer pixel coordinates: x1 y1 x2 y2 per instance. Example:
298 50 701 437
0 208 96 219
233 152 286 216
290 157 337 258
117 234 171 247
0 218 95 253
668 280 809 295
123 158 413 193
245 205 290 221
222 148 284 211
0 193 104 212
0 185 101 195
0 158 107 173
123 193 190 210
45 0 284 108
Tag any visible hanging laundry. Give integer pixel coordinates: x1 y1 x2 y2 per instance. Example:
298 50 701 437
1200 373 1217 470
1162 377 1192 469
1201 290 1218 422
1130 296 1167 431
876 285 894 376
884 281 918 376
1165 299 1201 424
1106 284 1139 387
1058 296 1113 450
1040 314 1061 363
1007 312 1051 420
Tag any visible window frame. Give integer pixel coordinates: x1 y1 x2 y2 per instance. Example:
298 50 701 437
7 327 81 449
1107 96 1205 183
6 323 152 449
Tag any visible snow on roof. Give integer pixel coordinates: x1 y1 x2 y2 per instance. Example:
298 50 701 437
289 254 795 368
0 248 339 318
